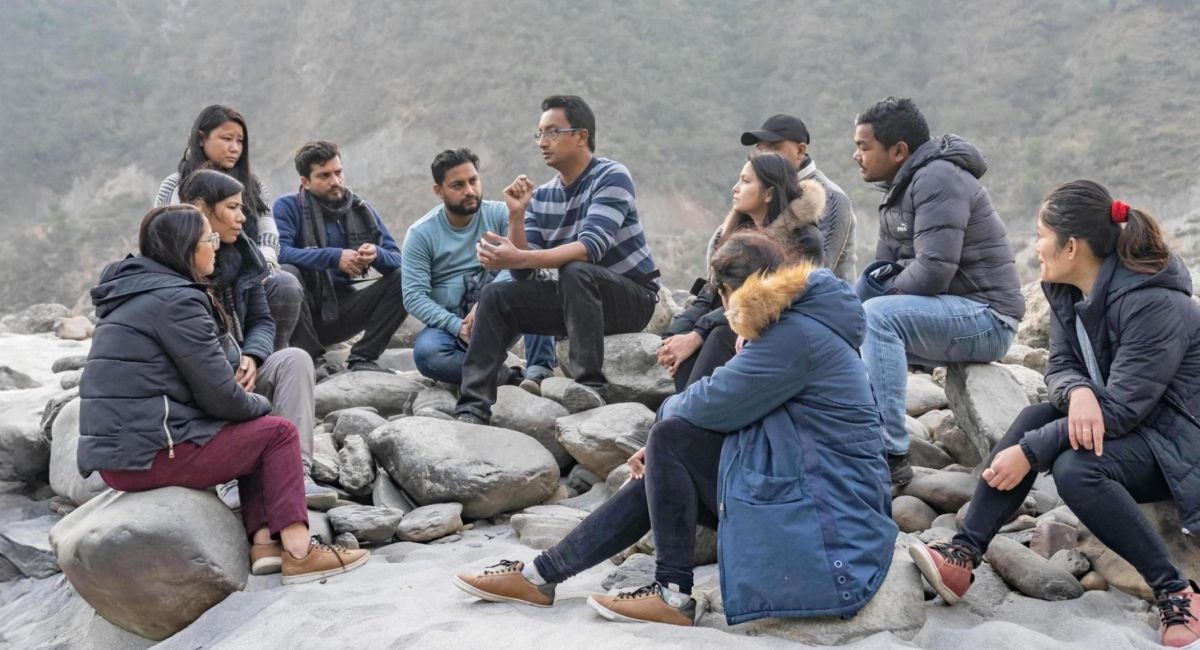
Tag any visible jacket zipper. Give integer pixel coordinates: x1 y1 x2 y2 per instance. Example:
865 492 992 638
162 395 175 459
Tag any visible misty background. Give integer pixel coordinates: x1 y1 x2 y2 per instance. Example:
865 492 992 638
2 0 1199 311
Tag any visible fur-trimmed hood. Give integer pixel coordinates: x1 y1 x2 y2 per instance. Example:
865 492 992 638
726 261 864 346
708 179 827 265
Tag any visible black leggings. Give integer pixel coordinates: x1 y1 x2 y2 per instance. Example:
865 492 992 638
672 325 738 393
955 402 1186 594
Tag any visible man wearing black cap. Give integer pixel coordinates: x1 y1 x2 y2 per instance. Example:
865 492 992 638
742 114 857 282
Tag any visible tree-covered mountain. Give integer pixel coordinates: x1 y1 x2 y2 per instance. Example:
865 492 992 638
2 0 1198 310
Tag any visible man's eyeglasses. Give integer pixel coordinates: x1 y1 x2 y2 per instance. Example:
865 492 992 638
202 233 221 250
534 128 583 142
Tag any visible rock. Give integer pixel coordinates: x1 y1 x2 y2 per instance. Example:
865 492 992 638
337 435 376 497
334 532 359 550
956 562 1013 616
1050 549 1091 578
1078 501 1200 602
984 535 1084 601
397 503 463 542
640 287 682 336
311 431 340 485
47 495 76 516
556 482 614 512
331 408 388 447
931 513 958 531
510 504 589 550
565 465 602 493
556 334 673 408
905 415 930 442
538 377 606 414
945 363 1030 461
326 504 405 543
916 527 957 544
49 487 249 641
1080 571 1108 591
411 387 458 420
369 417 559 519
1030 518 1078 558
555 403 654 477
700 548 925 644
54 316 94 341
1002 343 1035 365
606 464 632 491
0 514 59 578
918 409 957 440
48 399 105 506
39 388 79 437
0 554 20 582
1 303 69 334
314 372 425 418
377 348 418 373
372 468 416 514
491 386 572 468
892 495 937 533
602 552 657 590
308 510 334 544
51 355 88 373
0 422 49 483
1001 363 1048 405
931 426 983 468
0 366 38 391
1016 281 1051 348
909 437 953 469
903 470 977 513
998 514 1037 533
58 370 82 390
1023 348 1050 374
430 533 462 544
906 374 948 417
388 315 425 349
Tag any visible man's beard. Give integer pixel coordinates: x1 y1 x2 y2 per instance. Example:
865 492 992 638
446 195 481 217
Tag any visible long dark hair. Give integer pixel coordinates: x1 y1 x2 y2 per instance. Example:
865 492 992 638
177 105 266 222
1039 179 1170 275
717 152 802 248
178 168 245 212
709 231 786 295
138 205 231 330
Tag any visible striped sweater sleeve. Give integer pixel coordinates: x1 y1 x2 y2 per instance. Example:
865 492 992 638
254 177 280 271
154 173 180 207
577 165 635 264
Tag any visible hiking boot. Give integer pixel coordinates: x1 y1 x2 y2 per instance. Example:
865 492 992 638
888 453 914 487
909 541 977 605
1158 582 1200 648
452 560 556 607
250 541 283 576
455 412 489 426
281 536 370 585
347 358 391 373
303 475 339 511
588 582 696 626
217 480 240 511
519 365 554 396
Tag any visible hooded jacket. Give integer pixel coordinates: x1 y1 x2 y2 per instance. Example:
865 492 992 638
210 232 274 364
664 180 826 339
659 263 897 623
78 256 270 475
1022 255 1200 533
874 135 1025 323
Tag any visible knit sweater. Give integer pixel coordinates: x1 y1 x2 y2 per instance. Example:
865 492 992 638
155 172 281 270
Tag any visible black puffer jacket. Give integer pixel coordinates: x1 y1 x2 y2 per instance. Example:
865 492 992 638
1023 255 1200 533
78 256 270 475
874 135 1025 322
210 232 274 364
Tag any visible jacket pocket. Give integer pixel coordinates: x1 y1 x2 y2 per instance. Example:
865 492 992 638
731 468 807 505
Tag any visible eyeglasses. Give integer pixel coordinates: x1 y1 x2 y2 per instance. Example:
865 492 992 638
534 128 583 142
202 233 220 250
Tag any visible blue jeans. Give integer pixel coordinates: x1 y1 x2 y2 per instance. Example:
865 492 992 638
412 326 556 385
860 294 1014 455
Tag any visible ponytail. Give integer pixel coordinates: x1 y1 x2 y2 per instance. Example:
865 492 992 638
1039 179 1170 275
1118 208 1170 274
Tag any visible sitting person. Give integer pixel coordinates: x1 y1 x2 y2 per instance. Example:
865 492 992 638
909 180 1200 649
658 152 823 392
178 169 336 509
155 104 303 350
78 205 368 583
402 148 557 389
852 97 1025 486
274 141 408 377
454 232 896 626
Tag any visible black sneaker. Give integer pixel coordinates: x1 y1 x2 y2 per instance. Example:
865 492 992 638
347 358 391 373
456 412 489 426
313 356 342 383
888 453 914 487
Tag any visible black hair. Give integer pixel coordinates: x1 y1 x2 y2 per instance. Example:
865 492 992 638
178 168 245 210
855 97 930 153
717 152 803 248
177 105 267 220
541 95 596 151
1040 179 1170 275
294 140 341 178
139 205 209 283
709 231 786 294
431 148 481 184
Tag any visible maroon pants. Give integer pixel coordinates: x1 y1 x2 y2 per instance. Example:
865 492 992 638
101 416 308 538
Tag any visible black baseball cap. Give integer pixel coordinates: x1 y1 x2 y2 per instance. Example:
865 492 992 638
741 114 810 146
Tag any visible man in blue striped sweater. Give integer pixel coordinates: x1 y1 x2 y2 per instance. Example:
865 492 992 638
455 95 660 424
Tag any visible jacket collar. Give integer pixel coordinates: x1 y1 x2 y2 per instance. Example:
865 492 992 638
726 261 818 340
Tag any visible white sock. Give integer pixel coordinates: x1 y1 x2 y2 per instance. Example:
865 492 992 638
660 582 691 607
522 561 547 585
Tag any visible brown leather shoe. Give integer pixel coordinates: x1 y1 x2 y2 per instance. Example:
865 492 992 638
1159 582 1200 648
250 541 283 575
452 560 556 607
909 542 976 605
280 537 370 585
587 583 695 626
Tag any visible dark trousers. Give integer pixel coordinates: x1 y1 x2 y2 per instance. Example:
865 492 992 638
100 416 308 539
456 261 656 419
956 402 1187 593
534 417 723 593
264 272 304 352
282 265 408 363
672 325 738 393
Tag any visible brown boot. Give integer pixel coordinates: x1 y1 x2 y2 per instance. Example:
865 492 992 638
909 541 977 605
280 537 370 585
250 541 283 575
1158 582 1200 648
452 560 556 607
587 583 695 626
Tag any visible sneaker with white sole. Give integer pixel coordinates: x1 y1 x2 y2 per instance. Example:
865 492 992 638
587 582 695 626
280 537 370 585
452 560 556 607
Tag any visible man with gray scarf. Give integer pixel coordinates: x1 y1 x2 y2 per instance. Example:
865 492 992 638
274 140 407 378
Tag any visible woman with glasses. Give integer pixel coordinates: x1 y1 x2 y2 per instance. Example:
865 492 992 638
155 105 303 350
78 205 368 584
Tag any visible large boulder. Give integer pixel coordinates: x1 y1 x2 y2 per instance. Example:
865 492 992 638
411 387 458 419
641 287 682 336
331 408 388 447
511 505 590 550
892 495 937 533
902 470 977 513
1000 363 1048 405
491 386 572 469
906 374 948 417
555 403 654 477
368 417 559 519
984 535 1084 601
1 303 69 334
945 363 1030 461
1078 501 1200 601
48 399 106 506
556 334 673 408
314 371 425 418
326 504 404 543
397 503 463 543
49 487 249 641
1016 281 1051 348
337 435 376 497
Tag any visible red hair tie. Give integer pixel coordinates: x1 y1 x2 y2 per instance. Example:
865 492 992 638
1111 200 1130 224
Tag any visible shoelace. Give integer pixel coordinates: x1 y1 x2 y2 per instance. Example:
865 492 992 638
930 542 976 569
1158 593 1198 628
482 560 521 576
310 536 348 568
616 583 661 600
